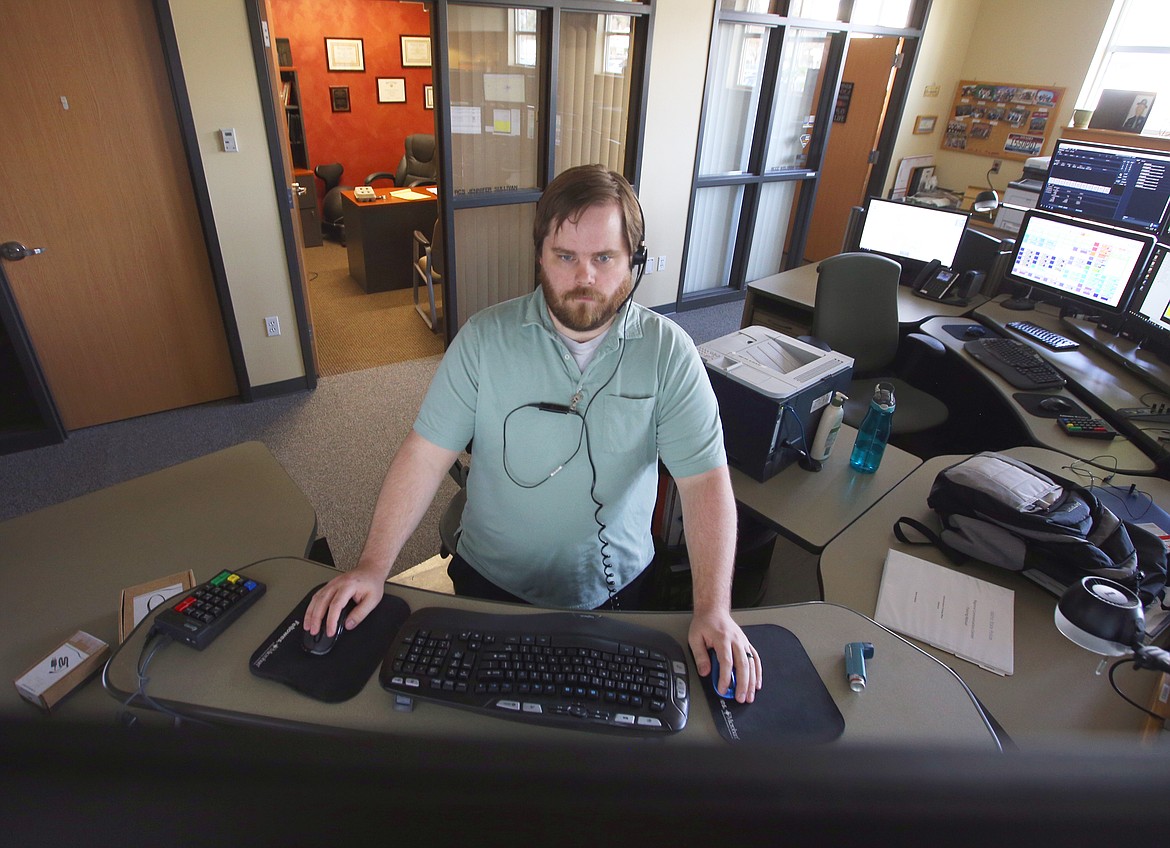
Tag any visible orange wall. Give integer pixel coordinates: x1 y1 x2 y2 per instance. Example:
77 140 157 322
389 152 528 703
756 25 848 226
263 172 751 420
271 0 435 190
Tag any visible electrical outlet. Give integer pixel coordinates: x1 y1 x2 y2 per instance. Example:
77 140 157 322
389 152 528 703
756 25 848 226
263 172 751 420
990 159 1002 175
265 316 280 337
656 256 667 273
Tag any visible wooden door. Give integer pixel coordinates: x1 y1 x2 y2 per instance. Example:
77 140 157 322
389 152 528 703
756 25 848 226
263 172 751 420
0 0 237 430
804 36 901 262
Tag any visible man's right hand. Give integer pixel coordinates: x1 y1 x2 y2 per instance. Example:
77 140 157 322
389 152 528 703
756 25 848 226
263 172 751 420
303 567 386 638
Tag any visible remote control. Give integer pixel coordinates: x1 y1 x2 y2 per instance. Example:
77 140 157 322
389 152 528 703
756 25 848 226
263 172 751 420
151 569 266 649
1056 415 1117 440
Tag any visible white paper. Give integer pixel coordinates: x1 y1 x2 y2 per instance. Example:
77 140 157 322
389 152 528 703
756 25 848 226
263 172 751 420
389 189 433 201
875 549 1015 675
132 581 185 627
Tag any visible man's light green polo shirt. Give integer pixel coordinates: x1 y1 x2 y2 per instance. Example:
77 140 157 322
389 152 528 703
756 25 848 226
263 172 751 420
413 287 727 608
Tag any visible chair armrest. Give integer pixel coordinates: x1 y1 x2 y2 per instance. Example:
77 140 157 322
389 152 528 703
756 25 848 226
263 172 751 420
906 332 945 357
365 171 397 185
798 335 832 352
413 229 431 247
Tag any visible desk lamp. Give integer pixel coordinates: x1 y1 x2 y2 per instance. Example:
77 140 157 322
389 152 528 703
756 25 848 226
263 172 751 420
972 190 999 214
1055 576 1170 672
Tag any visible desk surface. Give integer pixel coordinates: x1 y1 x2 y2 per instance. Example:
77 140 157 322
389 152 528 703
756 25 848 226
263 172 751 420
820 446 1165 744
729 424 920 552
103 557 1000 748
744 263 986 329
947 299 1164 474
0 442 318 721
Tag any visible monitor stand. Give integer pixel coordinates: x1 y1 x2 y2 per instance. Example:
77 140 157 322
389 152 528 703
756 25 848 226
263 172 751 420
1001 285 1036 311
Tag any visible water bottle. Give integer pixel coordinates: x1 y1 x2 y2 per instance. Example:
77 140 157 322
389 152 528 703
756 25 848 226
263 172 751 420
849 382 895 474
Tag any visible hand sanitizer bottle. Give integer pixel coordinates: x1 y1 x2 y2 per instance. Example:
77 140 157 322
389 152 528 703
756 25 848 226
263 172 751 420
810 391 847 462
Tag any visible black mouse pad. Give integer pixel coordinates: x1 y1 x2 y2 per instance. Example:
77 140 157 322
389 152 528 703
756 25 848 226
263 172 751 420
701 624 844 745
1012 391 1088 418
941 323 997 342
249 584 410 703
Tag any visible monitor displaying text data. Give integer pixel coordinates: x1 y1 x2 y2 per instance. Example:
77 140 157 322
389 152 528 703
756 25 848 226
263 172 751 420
1039 139 1170 237
1007 209 1155 314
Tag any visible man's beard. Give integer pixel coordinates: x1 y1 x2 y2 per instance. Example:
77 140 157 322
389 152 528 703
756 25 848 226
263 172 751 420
540 268 633 334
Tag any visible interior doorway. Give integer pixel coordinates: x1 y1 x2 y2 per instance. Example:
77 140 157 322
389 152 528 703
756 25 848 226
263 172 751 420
803 35 902 262
266 0 444 376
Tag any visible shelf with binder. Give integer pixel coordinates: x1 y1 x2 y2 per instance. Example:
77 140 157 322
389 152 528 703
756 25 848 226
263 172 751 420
279 67 309 170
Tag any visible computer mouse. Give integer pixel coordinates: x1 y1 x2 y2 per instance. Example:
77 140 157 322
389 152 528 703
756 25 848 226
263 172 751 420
963 324 987 339
302 599 357 656
1039 396 1073 413
707 648 736 700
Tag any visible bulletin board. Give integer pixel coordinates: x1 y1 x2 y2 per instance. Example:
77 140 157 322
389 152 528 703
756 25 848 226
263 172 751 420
942 80 1065 161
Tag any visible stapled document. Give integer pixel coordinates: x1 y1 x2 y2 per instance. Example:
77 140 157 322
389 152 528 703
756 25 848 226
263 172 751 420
875 549 1015 676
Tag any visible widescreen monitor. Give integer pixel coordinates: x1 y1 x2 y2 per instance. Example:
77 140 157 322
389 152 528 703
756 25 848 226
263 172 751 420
1006 209 1155 314
1038 139 1170 237
857 197 969 271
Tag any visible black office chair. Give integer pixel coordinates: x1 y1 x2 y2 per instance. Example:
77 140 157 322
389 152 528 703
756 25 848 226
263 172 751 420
366 133 438 188
412 218 443 332
314 163 351 245
803 252 949 436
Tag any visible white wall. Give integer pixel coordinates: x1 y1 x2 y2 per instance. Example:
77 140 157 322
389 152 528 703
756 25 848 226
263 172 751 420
169 0 306 388
890 0 1114 196
635 0 716 309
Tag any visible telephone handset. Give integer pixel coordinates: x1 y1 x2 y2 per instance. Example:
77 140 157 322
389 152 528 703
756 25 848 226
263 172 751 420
354 185 377 202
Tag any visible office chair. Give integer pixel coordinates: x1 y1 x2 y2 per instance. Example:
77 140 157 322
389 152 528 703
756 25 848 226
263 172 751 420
412 218 443 332
366 133 438 188
314 163 350 245
805 252 948 436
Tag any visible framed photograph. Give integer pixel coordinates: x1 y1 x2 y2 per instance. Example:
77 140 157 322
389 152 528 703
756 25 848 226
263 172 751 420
913 114 938 134
376 77 407 104
401 35 432 68
1089 89 1156 133
325 37 364 72
330 86 350 112
424 84 434 110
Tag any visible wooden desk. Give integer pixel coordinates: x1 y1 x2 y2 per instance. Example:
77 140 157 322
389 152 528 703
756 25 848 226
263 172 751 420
819 447 1167 745
742 263 987 336
938 298 1163 474
0 442 318 721
103 557 1000 748
343 188 437 293
729 424 920 553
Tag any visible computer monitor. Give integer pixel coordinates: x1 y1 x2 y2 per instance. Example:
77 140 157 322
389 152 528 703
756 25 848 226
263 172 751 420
1038 139 1170 238
1003 209 1155 314
857 197 970 274
1131 246 1170 329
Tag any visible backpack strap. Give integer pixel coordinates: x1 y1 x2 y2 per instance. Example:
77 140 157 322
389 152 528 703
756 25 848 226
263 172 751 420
892 516 968 566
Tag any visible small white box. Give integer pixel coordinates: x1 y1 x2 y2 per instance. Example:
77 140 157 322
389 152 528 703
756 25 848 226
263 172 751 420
15 631 110 712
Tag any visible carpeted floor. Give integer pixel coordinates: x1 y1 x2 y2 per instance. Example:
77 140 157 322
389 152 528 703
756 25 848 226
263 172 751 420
305 241 445 377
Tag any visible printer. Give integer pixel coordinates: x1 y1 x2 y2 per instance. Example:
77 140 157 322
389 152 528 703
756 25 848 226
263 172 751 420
699 326 853 482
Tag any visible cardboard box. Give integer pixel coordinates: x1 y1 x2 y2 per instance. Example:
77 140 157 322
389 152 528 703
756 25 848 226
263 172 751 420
119 569 196 643
15 631 110 712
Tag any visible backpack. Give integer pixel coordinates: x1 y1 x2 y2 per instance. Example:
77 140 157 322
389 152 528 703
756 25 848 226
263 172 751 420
893 452 1168 606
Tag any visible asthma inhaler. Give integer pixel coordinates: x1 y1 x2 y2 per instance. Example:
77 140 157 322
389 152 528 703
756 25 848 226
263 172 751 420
845 642 874 692
810 391 847 462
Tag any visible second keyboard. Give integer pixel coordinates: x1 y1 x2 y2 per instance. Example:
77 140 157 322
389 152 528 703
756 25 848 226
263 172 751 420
964 337 1066 390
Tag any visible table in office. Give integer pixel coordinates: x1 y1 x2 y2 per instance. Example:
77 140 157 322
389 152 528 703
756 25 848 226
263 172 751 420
0 442 318 722
819 446 1167 744
103 556 1000 748
729 424 920 553
921 301 1160 475
741 262 987 336
342 188 437 293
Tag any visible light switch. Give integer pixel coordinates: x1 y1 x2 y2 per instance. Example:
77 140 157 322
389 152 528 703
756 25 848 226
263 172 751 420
220 128 239 153
656 256 667 273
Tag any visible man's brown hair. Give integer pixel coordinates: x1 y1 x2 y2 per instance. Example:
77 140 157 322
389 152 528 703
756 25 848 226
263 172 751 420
533 164 644 261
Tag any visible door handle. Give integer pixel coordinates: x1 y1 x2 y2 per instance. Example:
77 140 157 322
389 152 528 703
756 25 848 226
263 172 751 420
1 241 46 261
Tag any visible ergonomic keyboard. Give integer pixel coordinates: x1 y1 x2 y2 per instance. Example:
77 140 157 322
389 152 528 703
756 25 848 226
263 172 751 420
380 607 691 733
1005 320 1079 351
963 337 1066 390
